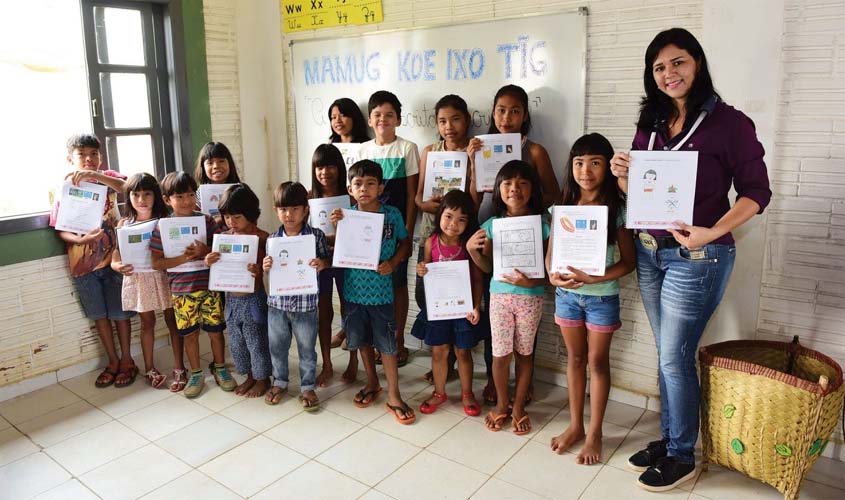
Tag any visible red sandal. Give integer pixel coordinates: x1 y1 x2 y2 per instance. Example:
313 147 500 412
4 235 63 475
419 391 448 414
462 392 481 417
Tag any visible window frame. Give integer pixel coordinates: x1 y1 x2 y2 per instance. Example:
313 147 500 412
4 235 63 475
0 0 194 236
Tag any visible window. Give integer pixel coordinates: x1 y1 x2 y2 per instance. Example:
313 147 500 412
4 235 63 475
0 0 193 234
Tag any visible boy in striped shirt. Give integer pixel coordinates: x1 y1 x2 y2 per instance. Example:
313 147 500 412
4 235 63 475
150 172 235 398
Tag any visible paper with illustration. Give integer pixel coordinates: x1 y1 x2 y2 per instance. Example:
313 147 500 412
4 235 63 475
209 234 259 293
492 214 544 281
332 209 384 270
54 181 108 234
626 151 697 229
198 183 236 216
116 219 158 273
308 195 351 236
158 216 208 273
550 205 608 276
422 151 468 200
474 133 521 192
424 260 474 321
266 234 318 296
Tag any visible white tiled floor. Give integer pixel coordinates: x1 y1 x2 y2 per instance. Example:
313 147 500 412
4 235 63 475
1 346 843 500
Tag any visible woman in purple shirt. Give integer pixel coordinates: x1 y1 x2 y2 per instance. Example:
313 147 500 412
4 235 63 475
610 28 771 492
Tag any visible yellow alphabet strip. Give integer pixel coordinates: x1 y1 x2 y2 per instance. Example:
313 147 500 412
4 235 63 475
281 0 383 33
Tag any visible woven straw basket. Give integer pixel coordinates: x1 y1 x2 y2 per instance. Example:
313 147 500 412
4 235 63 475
699 338 844 500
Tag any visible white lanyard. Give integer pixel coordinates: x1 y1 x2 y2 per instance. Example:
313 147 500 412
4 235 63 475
647 110 707 151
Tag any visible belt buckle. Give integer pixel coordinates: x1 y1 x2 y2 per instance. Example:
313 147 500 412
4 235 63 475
638 232 658 250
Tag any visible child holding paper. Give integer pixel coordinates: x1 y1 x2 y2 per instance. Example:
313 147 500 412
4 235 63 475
111 173 179 389
193 142 241 228
546 133 636 464
411 190 482 416
262 182 329 410
50 133 135 389
330 160 414 424
309 144 357 387
467 160 549 435
150 172 233 398
204 184 271 398
358 90 420 367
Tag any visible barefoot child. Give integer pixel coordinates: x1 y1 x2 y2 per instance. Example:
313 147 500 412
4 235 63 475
467 160 549 435
204 184 271 398
263 182 329 410
330 160 415 424
150 172 234 398
309 144 358 387
111 173 179 389
547 134 635 464
411 190 482 416
50 134 135 388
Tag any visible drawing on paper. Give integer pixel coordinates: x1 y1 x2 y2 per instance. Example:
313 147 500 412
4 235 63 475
500 228 537 267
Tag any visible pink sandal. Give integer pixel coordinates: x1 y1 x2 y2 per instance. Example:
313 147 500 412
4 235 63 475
169 369 187 392
145 368 167 389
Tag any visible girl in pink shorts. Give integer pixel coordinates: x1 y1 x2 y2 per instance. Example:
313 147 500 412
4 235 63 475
467 160 549 436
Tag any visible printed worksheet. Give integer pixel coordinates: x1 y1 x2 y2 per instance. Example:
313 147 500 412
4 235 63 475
473 133 521 191
198 183 236 216
422 151 468 200
423 260 474 321
266 235 318 296
116 219 158 273
550 206 608 276
626 151 698 229
308 195 351 236
492 215 544 281
209 234 259 293
158 216 208 273
54 181 108 234
332 209 384 270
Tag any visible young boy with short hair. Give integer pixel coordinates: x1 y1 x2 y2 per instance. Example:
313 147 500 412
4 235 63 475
358 90 420 367
204 183 271 398
262 182 329 410
150 172 234 398
330 160 415 424
50 133 136 388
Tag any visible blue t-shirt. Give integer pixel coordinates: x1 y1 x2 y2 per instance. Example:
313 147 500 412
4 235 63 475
343 204 408 305
481 215 550 297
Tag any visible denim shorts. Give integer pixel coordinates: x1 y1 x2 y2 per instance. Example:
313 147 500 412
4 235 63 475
554 289 621 333
345 302 397 355
410 306 481 350
73 266 135 321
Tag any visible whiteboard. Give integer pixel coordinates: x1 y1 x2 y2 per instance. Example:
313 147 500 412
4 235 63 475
290 11 587 192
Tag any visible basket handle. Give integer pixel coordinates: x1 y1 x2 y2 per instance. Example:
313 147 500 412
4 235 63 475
786 335 800 375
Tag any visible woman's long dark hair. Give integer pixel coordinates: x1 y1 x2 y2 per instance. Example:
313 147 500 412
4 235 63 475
487 85 532 135
124 173 168 221
432 190 478 243
310 143 347 199
559 133 623 245
491 160 543 217
637 28 720 131
328 98 370 143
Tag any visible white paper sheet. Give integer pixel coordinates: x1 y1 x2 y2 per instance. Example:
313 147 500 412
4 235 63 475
308 195 351 236
208 234 259 293
158 216 208 273
423 260 474 321
198 184 236 216
492 215 545 281
550 206 608 276
473 133 521 191
54 181 109 234
266 235 319 296
331 209 384 270
626 151 698 229
422 151 468 200
116 219 159 273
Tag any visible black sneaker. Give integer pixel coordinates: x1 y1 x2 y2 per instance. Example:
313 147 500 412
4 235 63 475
637 456 697 492
627 438 669 472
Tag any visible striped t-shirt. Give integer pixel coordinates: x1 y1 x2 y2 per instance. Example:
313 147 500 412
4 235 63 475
149 212 219 295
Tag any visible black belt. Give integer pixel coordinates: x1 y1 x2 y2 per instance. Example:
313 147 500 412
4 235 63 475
637 232 681 250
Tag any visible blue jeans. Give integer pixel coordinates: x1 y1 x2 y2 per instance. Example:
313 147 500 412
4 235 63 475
636 240 736 464
268 307 318 392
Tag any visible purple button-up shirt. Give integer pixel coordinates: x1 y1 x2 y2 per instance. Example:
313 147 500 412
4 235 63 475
632 100 772 245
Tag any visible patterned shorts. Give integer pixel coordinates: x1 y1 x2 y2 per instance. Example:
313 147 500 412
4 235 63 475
172 290 226 336
489 293 543 357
